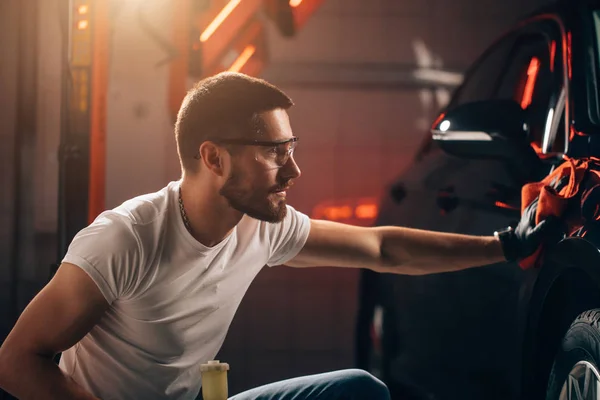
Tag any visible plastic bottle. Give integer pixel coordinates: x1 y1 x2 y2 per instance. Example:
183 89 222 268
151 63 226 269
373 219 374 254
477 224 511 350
200 360 230 400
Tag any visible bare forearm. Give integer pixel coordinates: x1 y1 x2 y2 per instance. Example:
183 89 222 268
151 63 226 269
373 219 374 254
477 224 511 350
377 226 505 275
0 352 99 400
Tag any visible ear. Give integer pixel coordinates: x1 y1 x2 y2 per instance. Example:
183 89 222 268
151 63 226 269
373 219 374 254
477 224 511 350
199 141 226 176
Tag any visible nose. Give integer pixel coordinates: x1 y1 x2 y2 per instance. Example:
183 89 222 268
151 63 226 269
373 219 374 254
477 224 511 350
281 155 301 180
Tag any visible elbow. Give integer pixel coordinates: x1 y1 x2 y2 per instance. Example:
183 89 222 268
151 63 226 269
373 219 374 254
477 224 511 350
0 343 39 391
376 247 411 274
373 263 431 276
0 344 14 390
378 242 399 268
375 252 431 276
372 249 395 272
372 255 405 275
0 342 24 389
374 247 398 272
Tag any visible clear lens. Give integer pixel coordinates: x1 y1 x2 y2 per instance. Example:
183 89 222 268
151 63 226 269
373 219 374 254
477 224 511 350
254 140 297 169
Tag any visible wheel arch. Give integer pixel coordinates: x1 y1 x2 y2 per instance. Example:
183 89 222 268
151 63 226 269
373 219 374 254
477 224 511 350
520 237 600 399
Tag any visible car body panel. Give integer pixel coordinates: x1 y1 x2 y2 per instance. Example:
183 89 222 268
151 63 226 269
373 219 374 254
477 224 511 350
367 1 600 399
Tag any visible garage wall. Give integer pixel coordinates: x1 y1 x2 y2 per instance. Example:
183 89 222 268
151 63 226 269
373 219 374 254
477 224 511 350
0 0 21 338
0 0 554 396
221 0 553 395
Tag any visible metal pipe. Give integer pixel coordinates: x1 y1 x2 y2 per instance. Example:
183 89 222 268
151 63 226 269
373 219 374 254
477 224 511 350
57 0 72 265
262 62 465 90
11 0 39 322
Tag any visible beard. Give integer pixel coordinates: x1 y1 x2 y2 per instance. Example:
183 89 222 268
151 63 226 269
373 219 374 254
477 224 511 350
219 167 289 223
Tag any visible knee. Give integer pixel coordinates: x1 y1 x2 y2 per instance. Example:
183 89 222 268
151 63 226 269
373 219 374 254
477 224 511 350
339 369 390 400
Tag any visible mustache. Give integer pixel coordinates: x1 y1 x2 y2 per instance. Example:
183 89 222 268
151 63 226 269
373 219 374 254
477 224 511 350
270 181 294 193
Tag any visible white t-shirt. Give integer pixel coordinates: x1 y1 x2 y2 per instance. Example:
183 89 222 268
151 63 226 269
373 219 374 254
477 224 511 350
59 180 311 400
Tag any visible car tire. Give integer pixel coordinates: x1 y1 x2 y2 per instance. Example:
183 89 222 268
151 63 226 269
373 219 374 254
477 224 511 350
546 309 600 399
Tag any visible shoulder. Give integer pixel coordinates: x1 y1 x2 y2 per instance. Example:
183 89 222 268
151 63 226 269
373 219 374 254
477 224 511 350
110 182 177 227
77 182 178 252
75 211 141 254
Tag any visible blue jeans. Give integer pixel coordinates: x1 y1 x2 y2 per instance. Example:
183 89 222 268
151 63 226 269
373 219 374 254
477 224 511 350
226 369 390 400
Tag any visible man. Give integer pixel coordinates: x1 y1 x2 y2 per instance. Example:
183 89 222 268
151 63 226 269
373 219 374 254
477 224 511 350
0 72 561 400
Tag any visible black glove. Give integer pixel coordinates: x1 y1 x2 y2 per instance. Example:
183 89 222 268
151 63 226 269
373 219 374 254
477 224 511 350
495 176 568 262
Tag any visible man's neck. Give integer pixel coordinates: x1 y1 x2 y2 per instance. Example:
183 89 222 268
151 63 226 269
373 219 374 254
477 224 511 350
179 177 243 247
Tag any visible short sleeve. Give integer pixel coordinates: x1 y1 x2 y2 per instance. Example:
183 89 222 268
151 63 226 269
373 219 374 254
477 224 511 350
266 205 311 267
61 213 142 304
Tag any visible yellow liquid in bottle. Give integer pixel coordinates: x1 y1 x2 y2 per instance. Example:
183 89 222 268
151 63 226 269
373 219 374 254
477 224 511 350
200 360 229 400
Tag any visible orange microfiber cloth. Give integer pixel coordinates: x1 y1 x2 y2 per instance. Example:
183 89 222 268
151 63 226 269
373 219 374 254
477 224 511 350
519 157 600 269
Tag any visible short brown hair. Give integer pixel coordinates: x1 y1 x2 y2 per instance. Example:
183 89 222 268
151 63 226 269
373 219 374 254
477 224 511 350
175 72 294 173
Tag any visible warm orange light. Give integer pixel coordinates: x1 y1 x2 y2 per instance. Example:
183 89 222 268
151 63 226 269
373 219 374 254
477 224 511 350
355 204 378 219
88 0 109 223
431 112 446 129
78 20 89 30
550 41 556 72
323 206 353 221
567 32 572 79
495 201 518 211
530 141 543 154
312 197 379 224
570 126 579 141
312 202 379 221
200 0 241 42
289 0 303 7
78 5 89 14
228 45 256 72
520 57 539 109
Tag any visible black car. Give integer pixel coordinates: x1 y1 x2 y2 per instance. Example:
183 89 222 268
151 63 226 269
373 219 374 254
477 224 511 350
358 1 600 399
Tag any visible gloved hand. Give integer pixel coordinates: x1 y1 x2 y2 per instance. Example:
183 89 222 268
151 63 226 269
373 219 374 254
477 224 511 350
495 176 568 262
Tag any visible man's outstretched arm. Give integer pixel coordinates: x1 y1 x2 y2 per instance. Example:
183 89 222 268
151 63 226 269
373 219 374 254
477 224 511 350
287 197 559 274
286 220 505 274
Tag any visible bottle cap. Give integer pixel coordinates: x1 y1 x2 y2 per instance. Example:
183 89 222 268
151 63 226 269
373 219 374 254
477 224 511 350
200 360 230 372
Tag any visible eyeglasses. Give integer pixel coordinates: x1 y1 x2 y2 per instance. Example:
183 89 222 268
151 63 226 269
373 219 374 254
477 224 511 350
194 137 299 170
